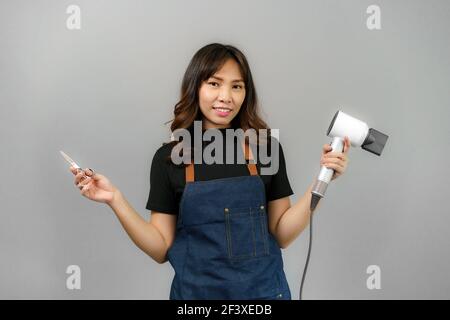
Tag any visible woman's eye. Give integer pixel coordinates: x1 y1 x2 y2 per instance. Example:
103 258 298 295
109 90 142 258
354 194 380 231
207 82 243 90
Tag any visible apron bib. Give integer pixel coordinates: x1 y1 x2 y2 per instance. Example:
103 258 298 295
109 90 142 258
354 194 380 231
167 140 291 300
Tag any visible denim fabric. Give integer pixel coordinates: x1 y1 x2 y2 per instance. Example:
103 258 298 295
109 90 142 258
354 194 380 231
167 175 291 300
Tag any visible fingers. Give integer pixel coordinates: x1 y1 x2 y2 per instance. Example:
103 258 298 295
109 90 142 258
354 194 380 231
320 156 345 167
74 172 87 184
68 166 99 196
76 171 91 186
70 167 96 186
323 139 350 154
86 168 94 176
322 144 332 155
77 176 92 190
323 152 347 161
343 136 351 154
320 137 350 181
321 160 344 173
79 179 93 195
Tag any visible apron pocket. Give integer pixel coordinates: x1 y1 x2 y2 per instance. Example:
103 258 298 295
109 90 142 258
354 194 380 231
224 205 269 260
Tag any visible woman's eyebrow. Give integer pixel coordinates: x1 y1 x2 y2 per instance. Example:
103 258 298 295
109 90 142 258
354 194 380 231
210 76 244 83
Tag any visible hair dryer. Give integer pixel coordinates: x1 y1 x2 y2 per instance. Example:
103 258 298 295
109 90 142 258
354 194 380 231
299 110 389 300
310 110 389 210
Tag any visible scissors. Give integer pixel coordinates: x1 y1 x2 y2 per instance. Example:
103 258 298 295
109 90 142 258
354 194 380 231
59 150 82 169
59 150 92 182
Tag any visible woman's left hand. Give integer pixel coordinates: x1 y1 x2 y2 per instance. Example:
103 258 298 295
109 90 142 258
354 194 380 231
320 136 351 181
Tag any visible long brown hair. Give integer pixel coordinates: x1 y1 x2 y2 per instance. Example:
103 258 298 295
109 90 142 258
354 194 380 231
164 43 270 165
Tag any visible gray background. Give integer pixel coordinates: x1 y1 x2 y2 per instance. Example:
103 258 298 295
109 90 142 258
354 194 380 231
1 0 449 299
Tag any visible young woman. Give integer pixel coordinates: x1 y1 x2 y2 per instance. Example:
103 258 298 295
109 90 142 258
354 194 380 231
70 43 350 300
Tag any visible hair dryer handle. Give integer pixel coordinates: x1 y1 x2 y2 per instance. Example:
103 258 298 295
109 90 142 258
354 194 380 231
312 136 345 198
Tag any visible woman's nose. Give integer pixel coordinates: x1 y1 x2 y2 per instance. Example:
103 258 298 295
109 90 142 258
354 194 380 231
218 88 232 103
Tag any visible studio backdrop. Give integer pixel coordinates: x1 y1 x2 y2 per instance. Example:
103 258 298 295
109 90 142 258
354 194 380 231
1 0 449 299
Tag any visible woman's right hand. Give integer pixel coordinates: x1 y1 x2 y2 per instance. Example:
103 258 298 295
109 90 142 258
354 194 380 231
70 167 119 205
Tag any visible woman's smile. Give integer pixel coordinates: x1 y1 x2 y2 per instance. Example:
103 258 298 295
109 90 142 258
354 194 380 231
212 105 233 117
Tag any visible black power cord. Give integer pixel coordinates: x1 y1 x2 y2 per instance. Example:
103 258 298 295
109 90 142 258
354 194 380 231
299 193 321 300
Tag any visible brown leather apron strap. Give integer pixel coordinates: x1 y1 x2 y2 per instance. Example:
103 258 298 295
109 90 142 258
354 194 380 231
185 160 195 183
244 140 258 176
185 139 258 183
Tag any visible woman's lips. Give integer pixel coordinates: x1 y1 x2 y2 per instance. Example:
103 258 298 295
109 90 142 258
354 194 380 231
213 107 232 117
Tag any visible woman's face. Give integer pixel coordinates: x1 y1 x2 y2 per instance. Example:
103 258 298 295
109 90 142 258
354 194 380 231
198 58 246 129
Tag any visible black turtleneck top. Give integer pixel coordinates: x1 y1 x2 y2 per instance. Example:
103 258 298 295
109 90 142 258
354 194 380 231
146 127 294 215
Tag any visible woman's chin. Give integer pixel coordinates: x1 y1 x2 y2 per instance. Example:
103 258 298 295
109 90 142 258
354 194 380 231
205 116 233 129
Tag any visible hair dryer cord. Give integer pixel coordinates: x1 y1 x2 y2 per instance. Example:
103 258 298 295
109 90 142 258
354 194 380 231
299 193 321 300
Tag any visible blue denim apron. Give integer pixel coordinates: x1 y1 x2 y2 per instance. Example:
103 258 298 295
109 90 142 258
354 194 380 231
167 141 291 300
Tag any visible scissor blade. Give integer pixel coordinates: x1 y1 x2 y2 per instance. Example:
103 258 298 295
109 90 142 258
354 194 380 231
60 150 81 169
